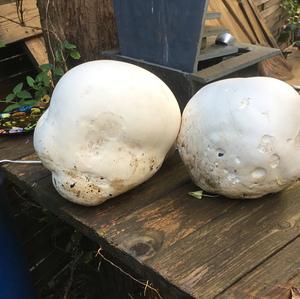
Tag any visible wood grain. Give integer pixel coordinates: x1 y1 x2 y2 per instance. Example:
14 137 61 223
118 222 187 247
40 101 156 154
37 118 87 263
207 0 286 47
148 183 300 298
0 0 41 44
24 35 48 66
37 0 118 67
0 134 34 160
192 44 279 83
2 115 300 298
218 237 300 298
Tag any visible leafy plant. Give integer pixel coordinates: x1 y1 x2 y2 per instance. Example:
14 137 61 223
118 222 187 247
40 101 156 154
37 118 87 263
279 0 300 45
281 0 300 25
0 40 5 48
0 41 80 113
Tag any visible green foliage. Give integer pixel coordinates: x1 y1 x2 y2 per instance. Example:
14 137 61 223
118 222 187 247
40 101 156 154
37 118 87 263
1 40 81 113
0 40 5 48
281 0 300 25
279 0 300 45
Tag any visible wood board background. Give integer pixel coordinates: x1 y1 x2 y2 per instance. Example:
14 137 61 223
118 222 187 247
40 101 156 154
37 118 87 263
254 0 288 41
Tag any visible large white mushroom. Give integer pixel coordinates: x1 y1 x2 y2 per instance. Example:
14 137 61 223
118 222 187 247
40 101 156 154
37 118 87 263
34 60 181 206
178 77 300 198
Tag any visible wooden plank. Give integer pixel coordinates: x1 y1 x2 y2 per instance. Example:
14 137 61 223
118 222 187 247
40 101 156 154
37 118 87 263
24 35 48 66
0 135 34 161
218 237 300 298
254 0 270 5
100 183 240 260
0 0 15 4
239 0 267 45
31 155 191 231
205 12 221 20
207 0 256 44
198 45 239 61
202 25 228 38
4 153 50 185
264 0 281 9
198 44 239 61
222 0 256 43
248 0 279 48
0 0 41 44
265 7 285 28
147 182 300 298
261 2 281 18
113 0 209 72
2 123 300 298
192 44 280 83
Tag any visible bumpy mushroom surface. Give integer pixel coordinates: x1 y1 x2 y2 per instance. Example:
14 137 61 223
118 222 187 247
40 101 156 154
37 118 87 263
178 77 300 198
34 60 181 206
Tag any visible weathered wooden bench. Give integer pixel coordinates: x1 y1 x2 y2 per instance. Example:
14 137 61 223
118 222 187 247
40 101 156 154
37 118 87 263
1 134 300 298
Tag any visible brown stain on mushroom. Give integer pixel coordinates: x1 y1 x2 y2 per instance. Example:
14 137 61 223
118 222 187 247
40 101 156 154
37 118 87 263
111 179 125 193
58 170 103 201
149 157 156 171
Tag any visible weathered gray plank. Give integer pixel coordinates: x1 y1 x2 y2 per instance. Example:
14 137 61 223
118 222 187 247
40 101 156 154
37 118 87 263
193 44 280 83
2 133 300 298
198 44 239 61
205 12 221 20
3 153 50 186
105 185 240 261
0 134 34 160
218 237 300 298
146 184 300 298
202 26 228 38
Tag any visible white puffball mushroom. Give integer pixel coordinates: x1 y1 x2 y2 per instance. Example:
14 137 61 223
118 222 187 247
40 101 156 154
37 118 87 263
178 77 300 198
34 60 181 206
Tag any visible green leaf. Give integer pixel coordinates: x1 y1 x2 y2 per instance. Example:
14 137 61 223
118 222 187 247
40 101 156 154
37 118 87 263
34 88 47 100
35 73 43 82
41 72 51 87
39 63 53 72
3 103 23 113
63 41 77 50
26 76 35 87
55 50 62 63
53 67 64 77
13 83 23 94
188 190 203 200
16 90 32 100
20 99 38 106
0 40 5 48
5 93 15 102
70 50 81 60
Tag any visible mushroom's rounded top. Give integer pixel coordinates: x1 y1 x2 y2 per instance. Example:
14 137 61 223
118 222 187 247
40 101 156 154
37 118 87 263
34 60 181 205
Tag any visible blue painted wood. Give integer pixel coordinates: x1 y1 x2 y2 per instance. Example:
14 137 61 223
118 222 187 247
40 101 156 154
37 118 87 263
0 173 36 299
113 0 208 72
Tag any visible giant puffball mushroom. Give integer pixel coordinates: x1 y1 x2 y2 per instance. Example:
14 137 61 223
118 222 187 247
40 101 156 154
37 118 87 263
178 77 300 199
34 60 181 206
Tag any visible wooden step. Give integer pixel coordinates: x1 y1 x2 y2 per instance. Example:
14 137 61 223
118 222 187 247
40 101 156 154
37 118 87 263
205 12 221 20
193 44 280 83
202 26 228 38
198 44 239 61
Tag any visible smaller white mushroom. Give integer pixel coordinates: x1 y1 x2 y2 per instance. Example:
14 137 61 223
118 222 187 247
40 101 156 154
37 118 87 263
178 77 300 198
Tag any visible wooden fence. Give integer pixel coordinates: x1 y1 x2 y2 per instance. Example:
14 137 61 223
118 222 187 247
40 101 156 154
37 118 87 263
254 0 287 41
